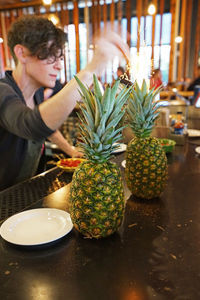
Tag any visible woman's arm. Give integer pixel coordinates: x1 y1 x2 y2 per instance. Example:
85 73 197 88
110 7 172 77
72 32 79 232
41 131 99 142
48 130 83 158
38 31 130 131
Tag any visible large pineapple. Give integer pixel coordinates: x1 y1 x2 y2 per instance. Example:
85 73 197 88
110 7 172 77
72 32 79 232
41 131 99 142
70 75 131 238
125 80 168 199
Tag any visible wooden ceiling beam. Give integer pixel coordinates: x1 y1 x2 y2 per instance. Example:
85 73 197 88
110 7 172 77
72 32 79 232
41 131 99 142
0 0 70 11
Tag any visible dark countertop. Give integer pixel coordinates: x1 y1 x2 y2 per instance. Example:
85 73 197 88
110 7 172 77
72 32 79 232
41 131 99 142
0 141 200 300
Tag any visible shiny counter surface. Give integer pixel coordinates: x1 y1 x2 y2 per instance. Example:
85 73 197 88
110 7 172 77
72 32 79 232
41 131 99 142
0 142 200 300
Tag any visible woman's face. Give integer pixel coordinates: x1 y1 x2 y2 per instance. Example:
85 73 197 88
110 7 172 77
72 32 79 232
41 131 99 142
25 54 63 88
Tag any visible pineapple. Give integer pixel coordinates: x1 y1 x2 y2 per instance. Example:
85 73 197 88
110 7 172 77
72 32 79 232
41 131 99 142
70 75 131 238
125 80 168 199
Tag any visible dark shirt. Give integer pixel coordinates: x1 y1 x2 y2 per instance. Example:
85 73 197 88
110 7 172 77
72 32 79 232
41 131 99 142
187 77 200 91
51 80 63 96
0 71 54 190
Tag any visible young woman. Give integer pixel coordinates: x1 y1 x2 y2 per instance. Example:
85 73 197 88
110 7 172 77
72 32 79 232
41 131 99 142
0 15 130 190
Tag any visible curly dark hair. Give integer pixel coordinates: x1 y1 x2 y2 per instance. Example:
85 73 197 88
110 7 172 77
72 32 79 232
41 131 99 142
7 15 67 64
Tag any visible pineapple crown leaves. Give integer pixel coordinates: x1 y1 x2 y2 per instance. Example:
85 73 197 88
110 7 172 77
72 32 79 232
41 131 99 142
127 79 163 138
74 74 131 162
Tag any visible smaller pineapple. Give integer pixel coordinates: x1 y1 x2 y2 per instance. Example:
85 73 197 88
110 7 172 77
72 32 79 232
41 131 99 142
125 80 168 199
70 75 131 238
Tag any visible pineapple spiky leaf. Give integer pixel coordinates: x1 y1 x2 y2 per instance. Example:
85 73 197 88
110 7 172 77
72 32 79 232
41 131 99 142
93 74 103 103
127 81 163 138
74 74 131 163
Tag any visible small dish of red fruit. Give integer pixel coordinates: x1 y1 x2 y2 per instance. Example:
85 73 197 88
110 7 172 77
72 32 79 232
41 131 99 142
57 158 86 171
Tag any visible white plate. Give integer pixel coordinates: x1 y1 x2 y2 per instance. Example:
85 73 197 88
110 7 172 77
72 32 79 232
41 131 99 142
0 208 73 246
112 143 127 154
187 129 200 137
121 160 126 168
195 146 200 155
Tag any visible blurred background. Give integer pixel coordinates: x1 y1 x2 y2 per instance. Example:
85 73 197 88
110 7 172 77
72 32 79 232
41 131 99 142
0 0 199 87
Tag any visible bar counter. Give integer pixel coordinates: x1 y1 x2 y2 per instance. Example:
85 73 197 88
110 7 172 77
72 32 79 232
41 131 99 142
0 140 200 300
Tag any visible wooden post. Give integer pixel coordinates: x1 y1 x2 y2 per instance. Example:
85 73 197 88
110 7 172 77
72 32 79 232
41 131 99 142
143 0 148 42
136 0 142 53
151 0 157 70
84 0 90 64
126 0 131 47
33 6 40 16
103 0 107 32
169 0 180 82
159 0 165 68
91 0 96 35
97 0 101 31
60 3 67 83
11 9 16 24
0 21 5 76
177 0 187 81
193 0 200 78
117 0 122 35
65 4 71 81
183 0 192 80
73 0 80 73
110 0 115 30
103 0 107 82
0 12 10 69
60 3 66 27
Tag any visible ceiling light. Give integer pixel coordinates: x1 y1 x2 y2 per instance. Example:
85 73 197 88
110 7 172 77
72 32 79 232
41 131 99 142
48 14 59 25
0 37 3 43
148 4 156 15
43 0 52 5
175 36 183 43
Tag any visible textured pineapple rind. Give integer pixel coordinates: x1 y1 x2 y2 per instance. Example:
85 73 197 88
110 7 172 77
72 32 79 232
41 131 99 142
69 161 125 239
125 136 168 199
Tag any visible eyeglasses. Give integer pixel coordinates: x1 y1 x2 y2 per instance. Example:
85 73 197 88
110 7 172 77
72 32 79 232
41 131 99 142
46 56 64 64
